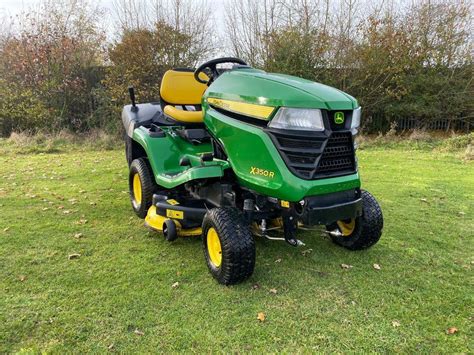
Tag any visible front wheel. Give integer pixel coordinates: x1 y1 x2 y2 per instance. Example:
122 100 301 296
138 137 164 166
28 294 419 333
129 158 155 218
327 190 383 250
202 208 255 285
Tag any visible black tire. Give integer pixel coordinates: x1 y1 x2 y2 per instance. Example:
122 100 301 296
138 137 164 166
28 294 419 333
124 134 133 167
163 219 178 242
202 208 255 285
328 190 383 250
129 158 155 218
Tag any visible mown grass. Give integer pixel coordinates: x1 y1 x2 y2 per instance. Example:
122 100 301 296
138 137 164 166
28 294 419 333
0 136 472 352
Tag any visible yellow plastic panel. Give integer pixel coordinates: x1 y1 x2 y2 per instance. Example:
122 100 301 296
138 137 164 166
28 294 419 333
207 97 275 120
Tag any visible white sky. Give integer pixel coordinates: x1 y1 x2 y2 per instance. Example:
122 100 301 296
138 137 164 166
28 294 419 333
0 0 226 40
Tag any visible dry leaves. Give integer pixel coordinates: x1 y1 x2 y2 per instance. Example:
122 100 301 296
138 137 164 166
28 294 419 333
274 258 282 263
446 327 458 335
341 263 353 269
301 249 313 256
392 320 401 327
134 329 144 336
269 288 277 295
19 275 27 282
373 263 381 270
420 198 428 203
171 282 179 289
257 312 266 322
74 233 83 239
3 227 10 232
68 253 81 260
251 283 260 290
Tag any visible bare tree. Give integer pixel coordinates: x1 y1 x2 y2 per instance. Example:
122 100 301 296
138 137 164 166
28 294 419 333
113 0 215 62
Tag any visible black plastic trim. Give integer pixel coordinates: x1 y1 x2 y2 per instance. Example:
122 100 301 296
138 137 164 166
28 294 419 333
266 128 356 180
301 189 363 225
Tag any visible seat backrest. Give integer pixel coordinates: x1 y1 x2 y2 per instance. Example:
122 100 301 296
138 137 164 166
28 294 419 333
160 69 208 106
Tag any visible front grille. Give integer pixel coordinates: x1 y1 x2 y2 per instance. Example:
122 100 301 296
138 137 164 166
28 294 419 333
268 131 356 180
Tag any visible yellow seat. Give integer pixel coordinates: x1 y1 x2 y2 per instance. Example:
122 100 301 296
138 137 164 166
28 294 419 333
163 105 203 123
160 69 208 123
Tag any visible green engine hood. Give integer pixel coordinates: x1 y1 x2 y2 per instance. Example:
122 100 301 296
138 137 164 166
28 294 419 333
204 68 358 111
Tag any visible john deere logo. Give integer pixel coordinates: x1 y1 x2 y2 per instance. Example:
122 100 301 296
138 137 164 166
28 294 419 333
334 112 345 124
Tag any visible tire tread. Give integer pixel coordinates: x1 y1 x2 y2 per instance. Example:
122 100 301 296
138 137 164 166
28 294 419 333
202 208 255 285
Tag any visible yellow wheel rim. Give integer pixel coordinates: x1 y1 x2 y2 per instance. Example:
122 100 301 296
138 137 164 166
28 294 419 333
337 219 356 236
133 173 142 204
207 227 222 267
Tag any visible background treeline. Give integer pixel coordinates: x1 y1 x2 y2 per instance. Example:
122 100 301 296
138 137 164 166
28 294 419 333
0 0 472 137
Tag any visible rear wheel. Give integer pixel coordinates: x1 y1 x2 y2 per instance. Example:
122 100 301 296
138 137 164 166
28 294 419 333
129 158 155 218
202 208 255 285
327 190 383 250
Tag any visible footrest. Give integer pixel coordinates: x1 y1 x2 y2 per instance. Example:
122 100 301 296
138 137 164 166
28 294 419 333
176 128 210 144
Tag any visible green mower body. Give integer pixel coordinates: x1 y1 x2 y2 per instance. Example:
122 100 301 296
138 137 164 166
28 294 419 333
202 68 360 201
123 58 383 285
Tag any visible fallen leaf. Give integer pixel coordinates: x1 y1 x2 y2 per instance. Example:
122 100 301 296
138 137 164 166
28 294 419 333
341 263 353 269
42 207 49 211
3 227 10 232
458 211 465 216
134 329 144 336
269 288 277 294
257 312 266 322
74 233 83 239
79 190 86 193
446 327 458 334
171 282 179 289
58 205 64 209
19 275 27 282
392 320 401 327
420 198 428 203
89 202 96 206
274 258 282 263
373 263 381 270
108 344 114 350
63 210 72 215
68 253 81 260
251 283 260 290
301 248 313 256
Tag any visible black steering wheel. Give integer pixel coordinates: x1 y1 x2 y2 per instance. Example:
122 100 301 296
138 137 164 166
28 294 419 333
194 57 248 85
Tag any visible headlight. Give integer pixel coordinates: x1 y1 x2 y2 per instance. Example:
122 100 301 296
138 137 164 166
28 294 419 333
268 108 324 131
351 107 361 131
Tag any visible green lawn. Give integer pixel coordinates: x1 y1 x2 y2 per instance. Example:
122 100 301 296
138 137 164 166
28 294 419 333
0 141 472 352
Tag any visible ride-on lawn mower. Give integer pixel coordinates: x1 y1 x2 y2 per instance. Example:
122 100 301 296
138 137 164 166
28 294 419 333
122 57 383 285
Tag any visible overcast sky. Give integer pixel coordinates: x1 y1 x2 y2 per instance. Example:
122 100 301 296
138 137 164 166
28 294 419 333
0 0 226 41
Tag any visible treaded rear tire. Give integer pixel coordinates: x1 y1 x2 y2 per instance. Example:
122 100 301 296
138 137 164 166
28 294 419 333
129 158 155 218
328 190 383 250
202 208 255 285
